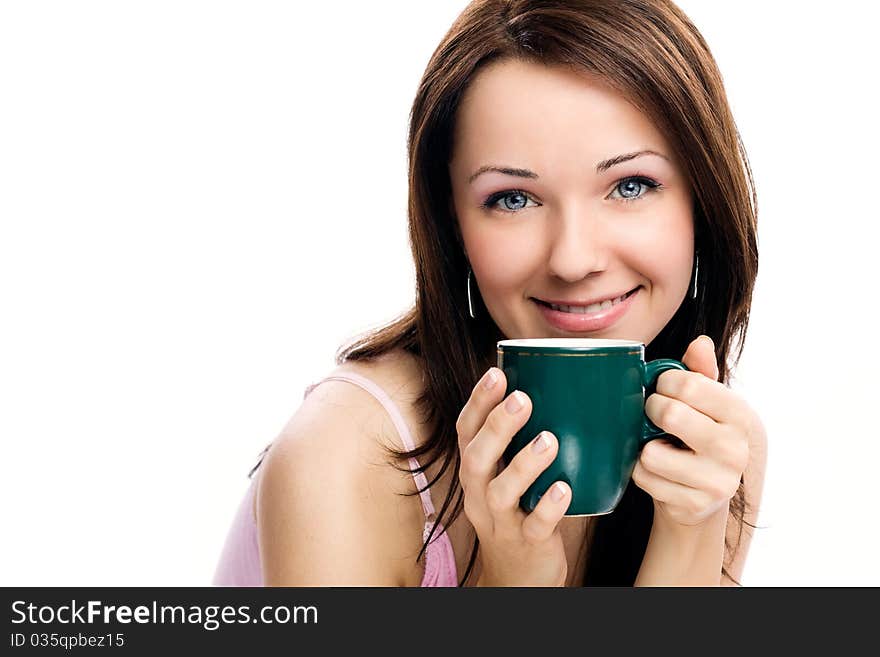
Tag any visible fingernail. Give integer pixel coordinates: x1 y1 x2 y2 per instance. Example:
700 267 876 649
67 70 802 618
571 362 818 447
550 482 566 502
531 431 552 454
505 390 525 414
482 368 498 390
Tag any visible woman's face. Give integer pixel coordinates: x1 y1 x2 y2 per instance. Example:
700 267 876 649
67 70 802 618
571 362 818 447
449 58 694 345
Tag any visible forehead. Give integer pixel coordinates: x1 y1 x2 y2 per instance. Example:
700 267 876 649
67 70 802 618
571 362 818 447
450 58 675 176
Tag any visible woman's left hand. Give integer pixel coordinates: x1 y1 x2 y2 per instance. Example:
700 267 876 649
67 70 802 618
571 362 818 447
633 335 761 528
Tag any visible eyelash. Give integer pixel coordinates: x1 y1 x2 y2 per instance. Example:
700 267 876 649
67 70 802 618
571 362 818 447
480 175 663 212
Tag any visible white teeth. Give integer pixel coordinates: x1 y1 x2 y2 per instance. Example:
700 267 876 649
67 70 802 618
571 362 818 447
548 292 628 314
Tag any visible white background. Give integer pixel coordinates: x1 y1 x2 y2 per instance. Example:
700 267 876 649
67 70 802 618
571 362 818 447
1 1 877 586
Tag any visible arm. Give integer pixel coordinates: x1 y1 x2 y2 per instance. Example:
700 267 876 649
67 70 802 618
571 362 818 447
256 383 417 586
720 415 767 586
635 416 768 586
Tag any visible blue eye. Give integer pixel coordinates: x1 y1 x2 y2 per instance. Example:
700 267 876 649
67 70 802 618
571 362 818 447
610 176 663 203
480 190 539 213
480 176 662 213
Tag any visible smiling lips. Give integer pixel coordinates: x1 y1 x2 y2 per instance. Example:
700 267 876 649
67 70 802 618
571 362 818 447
538 288 637 313
534 287 640 332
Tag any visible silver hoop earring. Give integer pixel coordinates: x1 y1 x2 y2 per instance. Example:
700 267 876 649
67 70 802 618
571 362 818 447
467 268 477 319
692 253 700 300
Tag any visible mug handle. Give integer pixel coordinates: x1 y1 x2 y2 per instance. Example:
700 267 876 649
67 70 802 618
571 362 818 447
640 358 689 446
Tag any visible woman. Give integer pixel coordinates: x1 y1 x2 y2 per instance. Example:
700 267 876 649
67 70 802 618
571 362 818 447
213 0 767 587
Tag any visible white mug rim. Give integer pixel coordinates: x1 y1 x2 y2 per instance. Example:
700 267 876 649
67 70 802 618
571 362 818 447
497 338 643 349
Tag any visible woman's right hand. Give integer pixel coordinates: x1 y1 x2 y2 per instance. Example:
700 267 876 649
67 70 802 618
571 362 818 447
456 366 571 586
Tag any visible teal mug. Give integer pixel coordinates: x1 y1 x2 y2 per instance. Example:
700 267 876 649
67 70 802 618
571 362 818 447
497 338 688 516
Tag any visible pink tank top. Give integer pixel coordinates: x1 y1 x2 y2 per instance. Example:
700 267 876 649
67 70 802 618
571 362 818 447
212 370 459 587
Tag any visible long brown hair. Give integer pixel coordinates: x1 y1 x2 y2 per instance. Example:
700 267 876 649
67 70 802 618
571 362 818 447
258 0 760 586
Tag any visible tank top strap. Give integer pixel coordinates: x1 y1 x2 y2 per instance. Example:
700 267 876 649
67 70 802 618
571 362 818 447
303 371 437 521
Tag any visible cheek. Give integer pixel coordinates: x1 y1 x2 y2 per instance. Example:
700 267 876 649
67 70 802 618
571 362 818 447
462 224 541 292
629 202 694 287
636 235 692 284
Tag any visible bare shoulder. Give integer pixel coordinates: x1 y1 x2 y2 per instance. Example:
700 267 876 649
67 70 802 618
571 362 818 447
278 348 425 438
255 349 429 586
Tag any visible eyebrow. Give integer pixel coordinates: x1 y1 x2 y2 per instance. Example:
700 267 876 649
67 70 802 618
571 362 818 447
467 149 669 184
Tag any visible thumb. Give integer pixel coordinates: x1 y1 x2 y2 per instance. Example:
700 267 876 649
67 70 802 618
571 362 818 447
682 335 719 382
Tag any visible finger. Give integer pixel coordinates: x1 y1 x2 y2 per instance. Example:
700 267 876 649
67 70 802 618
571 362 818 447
631 460 706 505
655 368 750 427
456 367 507 455
485 431 559 518
681 334 719 382
640 439 743 500
644 392 719 454
461 389 533 494
520 480 571 544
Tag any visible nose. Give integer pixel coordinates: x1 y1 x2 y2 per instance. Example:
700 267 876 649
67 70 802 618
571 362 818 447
544 206 609 283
